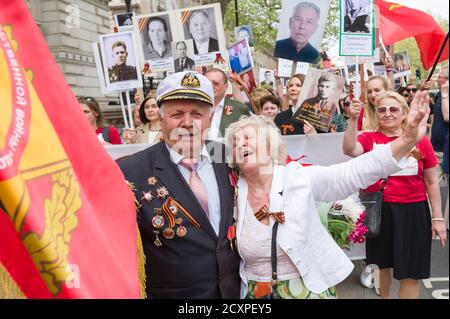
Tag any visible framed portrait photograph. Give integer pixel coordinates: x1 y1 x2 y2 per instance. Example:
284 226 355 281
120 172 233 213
135 12 175 72
240 69 257 93
339 0 374 56
259 68 275 87
344 64 369 85
92 42 113 95
393 51 412 79
227 38 253 75
99 31 143 92
275 0 331 64
180 3 227 67
114 12 135 31
172 40 196 72
234 25 254 47
293 68 346 132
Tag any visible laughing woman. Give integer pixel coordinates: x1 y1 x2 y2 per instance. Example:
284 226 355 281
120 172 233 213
225 91 432 299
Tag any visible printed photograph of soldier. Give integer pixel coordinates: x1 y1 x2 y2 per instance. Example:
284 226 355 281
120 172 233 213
275 0 330 63
183 8 220 55
394 51 411 72
141 14 173 60
342 0 371 33
227 38 253 75
115 12 134 28
105 37 138 83
234 25 254 47
294 69 345 132
172 40 196 72
259 69 275 87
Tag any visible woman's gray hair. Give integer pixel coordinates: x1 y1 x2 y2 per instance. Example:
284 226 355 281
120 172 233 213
225 114 287 168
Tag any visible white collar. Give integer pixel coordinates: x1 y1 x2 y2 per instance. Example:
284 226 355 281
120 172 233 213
166 143 212 165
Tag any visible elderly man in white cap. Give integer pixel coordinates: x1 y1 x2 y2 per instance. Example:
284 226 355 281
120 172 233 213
118 71 241 299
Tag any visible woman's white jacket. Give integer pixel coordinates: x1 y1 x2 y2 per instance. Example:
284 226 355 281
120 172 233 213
236 143 406 297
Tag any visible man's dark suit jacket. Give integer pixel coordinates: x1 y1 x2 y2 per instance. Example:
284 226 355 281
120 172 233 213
193 37 219 54
174 56 195 72
344 15 369 33
274 38 319 64
118 141 241 299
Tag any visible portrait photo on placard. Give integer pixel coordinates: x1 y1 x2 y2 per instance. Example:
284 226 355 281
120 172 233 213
240 69 257 93
99 32 142 92
344 64 368 84
227 38 253 75
115 12 135 31
182 7 219 55
275 0 330 64
234 25 254 47
259 68 275 87
342 0 372 34
393 51 411 78
172 40 196 72
293 68 345 132
136 13 175 72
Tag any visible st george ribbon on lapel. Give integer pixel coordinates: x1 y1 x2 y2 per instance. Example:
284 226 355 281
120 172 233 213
180 159 210 219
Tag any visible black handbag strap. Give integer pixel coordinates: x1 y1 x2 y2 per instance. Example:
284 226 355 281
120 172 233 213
271 222 279 283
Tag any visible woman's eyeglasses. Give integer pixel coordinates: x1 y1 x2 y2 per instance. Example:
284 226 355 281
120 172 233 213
376 106 402 115
405 88 417 94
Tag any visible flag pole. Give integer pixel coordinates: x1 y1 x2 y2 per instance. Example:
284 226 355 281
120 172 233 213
355 56 361 99
426 31 449 82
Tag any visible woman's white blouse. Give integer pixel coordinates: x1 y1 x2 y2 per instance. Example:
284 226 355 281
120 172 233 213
238 201 300 282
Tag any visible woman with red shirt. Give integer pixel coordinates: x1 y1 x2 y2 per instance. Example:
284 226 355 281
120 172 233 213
343 91 446 299
78 97 122 145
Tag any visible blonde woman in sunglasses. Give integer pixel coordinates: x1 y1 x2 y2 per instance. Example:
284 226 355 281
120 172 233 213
343 91 446 299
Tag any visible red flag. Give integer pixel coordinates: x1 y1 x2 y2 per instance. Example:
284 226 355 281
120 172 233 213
375 0 449 70
0 1 142 298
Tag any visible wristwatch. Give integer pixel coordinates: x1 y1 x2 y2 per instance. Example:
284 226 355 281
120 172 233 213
432 217 445 222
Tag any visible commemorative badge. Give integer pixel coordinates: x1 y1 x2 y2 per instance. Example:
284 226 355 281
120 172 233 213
163 228 175 239
141 191 153 203
147 176 158 186
152 208 165 229
153 230 163 247
156 186 169 199
224 105 234 116
176 226 187 238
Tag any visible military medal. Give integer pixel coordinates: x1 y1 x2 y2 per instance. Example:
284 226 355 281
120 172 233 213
169 204 178 215
152 215 165 229
153 231 162 247
175 217 183 225
176 226 187 238
163 228 175 239
156 186 169 199
147 176 158 186
141 191 153 203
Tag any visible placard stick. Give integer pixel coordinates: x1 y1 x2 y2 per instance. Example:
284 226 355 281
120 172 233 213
355 56 361 100
379 35 390 59
119 92 130 128
125 91 135 130
291 61 298 77
359 63 367 103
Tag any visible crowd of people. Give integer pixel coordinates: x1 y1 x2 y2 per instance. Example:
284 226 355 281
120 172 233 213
78 56 449 300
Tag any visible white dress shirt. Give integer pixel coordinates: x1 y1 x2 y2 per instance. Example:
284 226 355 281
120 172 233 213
209 97 225 140
166 144 221 235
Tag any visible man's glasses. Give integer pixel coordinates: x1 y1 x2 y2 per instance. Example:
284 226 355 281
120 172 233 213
376 106 402 115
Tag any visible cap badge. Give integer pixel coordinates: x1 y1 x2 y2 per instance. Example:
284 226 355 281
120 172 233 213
181 73 201 88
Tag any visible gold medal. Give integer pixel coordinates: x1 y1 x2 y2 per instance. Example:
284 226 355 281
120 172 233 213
163 228 175 239
175 217 183 225
176 226 187 238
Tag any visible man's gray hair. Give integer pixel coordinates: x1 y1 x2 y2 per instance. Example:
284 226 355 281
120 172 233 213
293 1 321 19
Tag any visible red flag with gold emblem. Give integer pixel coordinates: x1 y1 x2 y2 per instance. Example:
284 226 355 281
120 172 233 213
0 1 142 298
375 0 449 70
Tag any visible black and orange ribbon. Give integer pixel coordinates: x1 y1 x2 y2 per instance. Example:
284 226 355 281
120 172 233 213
254 204 285 224
162 197 201 229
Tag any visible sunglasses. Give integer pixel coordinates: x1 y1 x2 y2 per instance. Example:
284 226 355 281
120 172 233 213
405 88 417 93
376 106 402 115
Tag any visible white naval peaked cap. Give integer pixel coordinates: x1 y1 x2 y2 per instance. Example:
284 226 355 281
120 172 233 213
156 71 214 107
